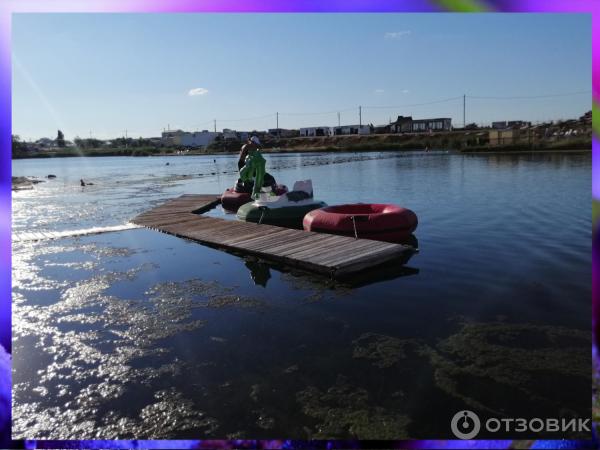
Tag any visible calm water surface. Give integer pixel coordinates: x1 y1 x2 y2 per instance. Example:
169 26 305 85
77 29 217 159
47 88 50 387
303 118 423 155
12 151 591 439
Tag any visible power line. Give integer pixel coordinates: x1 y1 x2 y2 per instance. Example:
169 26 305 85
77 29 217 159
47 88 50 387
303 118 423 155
182 90 590 131
362 96 463 109
467 90 591 100
216 113 276 123
280 107 355 116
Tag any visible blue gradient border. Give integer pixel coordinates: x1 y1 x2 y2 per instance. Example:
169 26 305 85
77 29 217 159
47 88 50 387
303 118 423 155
1 0 597 448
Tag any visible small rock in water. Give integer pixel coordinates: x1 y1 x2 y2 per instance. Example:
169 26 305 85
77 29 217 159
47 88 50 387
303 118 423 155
47 174 56 179
250 384 261 402
256 414 275 430
283 365 299 374
12 177 34 191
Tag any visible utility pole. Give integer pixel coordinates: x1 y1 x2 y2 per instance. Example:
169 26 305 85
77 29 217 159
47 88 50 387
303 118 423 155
276 112 279 138
214 119 216 133
463 94 466 129
338 112 341 127
359 106 362 127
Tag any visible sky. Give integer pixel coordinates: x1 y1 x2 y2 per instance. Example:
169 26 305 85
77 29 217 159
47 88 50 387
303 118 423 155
12 13 592 141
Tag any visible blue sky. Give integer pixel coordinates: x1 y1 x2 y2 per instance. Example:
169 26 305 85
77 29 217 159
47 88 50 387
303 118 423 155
12 13 591 140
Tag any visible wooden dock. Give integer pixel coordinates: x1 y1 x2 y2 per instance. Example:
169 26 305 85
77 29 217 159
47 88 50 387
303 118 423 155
132 194 415 278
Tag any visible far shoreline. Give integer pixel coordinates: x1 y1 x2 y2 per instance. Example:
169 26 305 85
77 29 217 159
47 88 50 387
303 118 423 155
11 143 592 160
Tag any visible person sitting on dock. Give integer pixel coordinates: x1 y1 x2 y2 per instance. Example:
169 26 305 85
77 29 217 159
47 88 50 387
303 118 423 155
239 136 266 199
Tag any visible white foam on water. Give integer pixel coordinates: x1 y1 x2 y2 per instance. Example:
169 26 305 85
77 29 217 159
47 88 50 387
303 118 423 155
12 223 141 243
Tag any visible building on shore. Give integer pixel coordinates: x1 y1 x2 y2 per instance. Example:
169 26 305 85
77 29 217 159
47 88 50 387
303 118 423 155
221 129 251 142
492 120 531 129
161 130 185 146
389 116 452 133
268 128 299 138
161 130 220 148
332 125 371 135
181 131 220 148
299 126 332 137
390 116 413 133
488 128 533 146
373 124 392 134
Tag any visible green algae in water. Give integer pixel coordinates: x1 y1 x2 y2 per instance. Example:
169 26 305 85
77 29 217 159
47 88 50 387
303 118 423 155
352 332 419 368
146 278 266 310
296 375 410 439
351 320 589 419
206 294 265 309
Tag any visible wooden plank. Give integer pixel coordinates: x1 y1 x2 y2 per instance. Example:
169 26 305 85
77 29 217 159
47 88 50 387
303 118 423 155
178 220 284 246
178 219 258 239
286 235 355 259
232 229 298 251
334 247 412 276
316 242 397 266
312 240 395 265
262 232 331 256
246 228 301 250
306 241 376 265
136 214 203 228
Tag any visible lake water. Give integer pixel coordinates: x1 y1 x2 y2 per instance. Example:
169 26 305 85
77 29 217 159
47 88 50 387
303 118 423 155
11 151 591 440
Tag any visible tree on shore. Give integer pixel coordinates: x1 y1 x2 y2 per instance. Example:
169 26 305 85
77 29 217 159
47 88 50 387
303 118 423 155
74 137 103 149
56 130 65 148
12 135 24 154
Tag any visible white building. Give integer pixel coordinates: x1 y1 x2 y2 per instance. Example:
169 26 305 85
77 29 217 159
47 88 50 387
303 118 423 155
222 129 239 140
268 128 297 138
161 130 219 148
161 130 185 146
299 126 332 137
332 125 371 135
180 131 220 148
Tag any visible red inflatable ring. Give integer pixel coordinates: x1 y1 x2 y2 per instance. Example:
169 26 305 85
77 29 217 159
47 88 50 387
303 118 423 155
303 203 418 243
